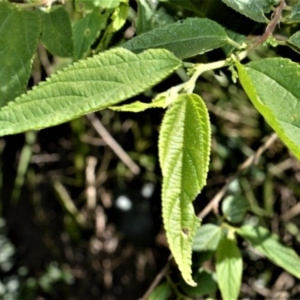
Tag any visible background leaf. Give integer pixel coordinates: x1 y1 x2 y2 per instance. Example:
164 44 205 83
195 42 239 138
221 0 273 22
0 2 41 107
159 93 211 286
222 195 250 223
38 6 73 57
193 224 222 251
75 0 122 11
148 282 172 300
238 225 300 279
73 9 109 60
287 31 300 53
216 237 242 300
0 48 181 137
285 2 300 23
236 58 300 161
123 18 229 59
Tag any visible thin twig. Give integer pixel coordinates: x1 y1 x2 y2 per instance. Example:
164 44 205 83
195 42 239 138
86 113 140 175
139 255 173 300
247 0 286 53
198 133 278 219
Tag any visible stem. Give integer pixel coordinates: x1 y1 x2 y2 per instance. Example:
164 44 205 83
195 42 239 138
227 37 242 49
247 0 286 52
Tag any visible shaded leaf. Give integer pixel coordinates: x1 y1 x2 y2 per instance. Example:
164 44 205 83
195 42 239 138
287 31 300 54
238 225 300 279
159 93 211 286
180 268 218 296
0 48 182 136
193 224 222 252
236 58 300 161
222 195 250 223
148 282 172 300
123 18 229 59
221 0 273 22
38 6 73 57
73 9 109 60
0 2 41 107
216 237 242 300
285 2 300 23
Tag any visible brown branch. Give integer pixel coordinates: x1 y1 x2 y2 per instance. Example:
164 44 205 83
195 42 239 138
198 133 278 219
248 0 286 52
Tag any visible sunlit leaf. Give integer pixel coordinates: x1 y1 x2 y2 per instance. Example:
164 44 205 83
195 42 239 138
238 225 300 279
236 58 300 161
216 237 242 300
0 2 41 107
159 93 211 286
193 224 222 251
0 48 182 136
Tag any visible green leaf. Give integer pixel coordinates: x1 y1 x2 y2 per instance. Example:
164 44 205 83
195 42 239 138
159 0 205 15
75 0 122 11
222 195 250 224
180 268 218 296
287 31 300 54
286 2 300 23
216 237 242 300
0 2 41 107
148 282 172 300
0 48 182 137
123 18 229 59
136 0 173 35
159 93 211 286
237 225 300 279
221 0 273 22
236 58 300 161
73 9 109 60
109 100 165 112
38 6 73 57
193 224 222 252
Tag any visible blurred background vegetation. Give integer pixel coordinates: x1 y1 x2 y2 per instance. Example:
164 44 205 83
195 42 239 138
1 0 300 299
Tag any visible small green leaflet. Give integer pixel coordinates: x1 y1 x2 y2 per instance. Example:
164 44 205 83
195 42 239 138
238 225 300 279
285 2 300 23
193 224 222 252
287 31 300 54
216 237 242 300
123 18 229 59
37 6 73 57
0 48 182 137
236 58 300 161
221 0 274 22
159 93 211 286
0 2 41 107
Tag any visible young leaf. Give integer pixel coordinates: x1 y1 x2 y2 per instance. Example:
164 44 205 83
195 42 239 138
123 18 229 59
236 58 300 161
193 224 223 252
109 100 165 112
0 48 182 137
0 2 41 107
75 0 122 11
159 93 211 286
216 237 242 300
237 225 300 279
73 9 109 60
221 0 273 22
38 6 73 57
148 282 172 300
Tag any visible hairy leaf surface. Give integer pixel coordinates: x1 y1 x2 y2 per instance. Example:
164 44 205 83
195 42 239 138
0 48 181 136
216 237 242 300
159 93 211 286
38 6 73 57
236 58 300 160
238 225 300 279
221 0 273 22
0 2 41 107
123 18 228 59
